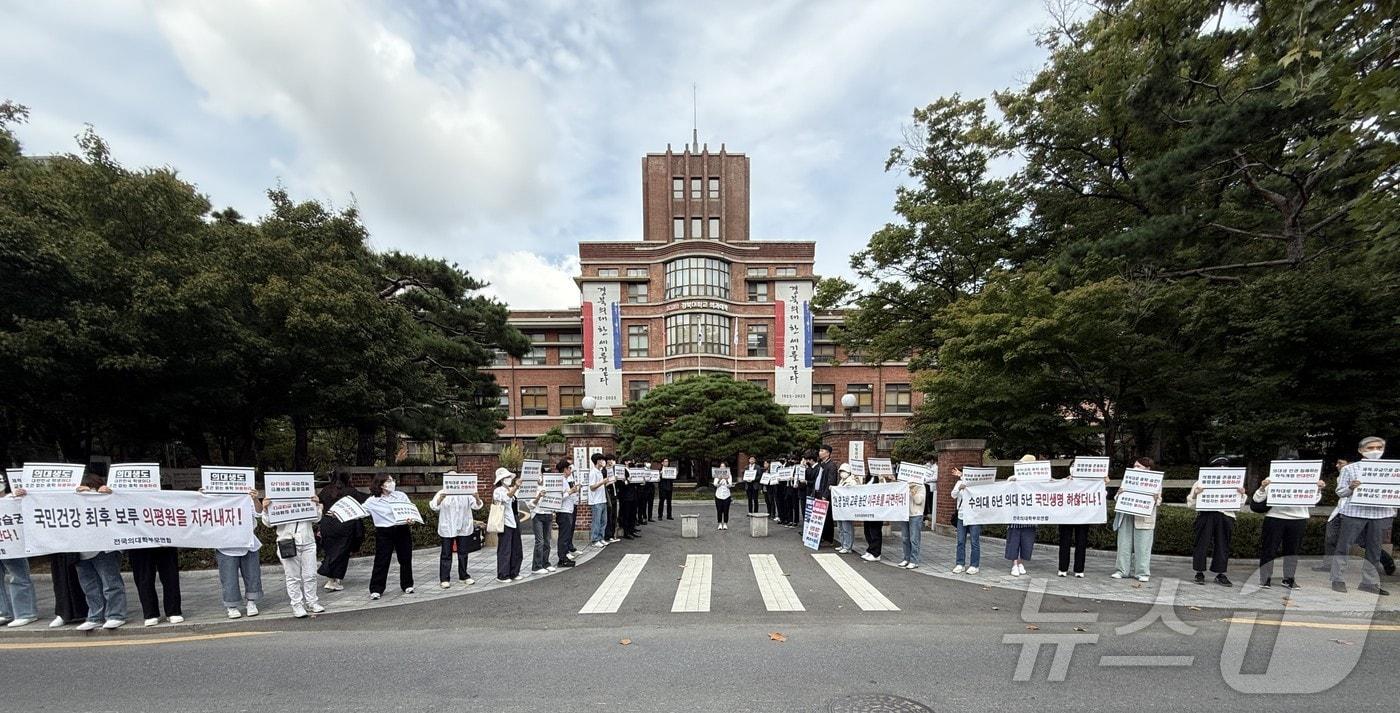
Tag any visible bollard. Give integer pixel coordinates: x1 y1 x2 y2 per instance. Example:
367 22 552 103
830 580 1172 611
748 512 769 538
681 514 699 538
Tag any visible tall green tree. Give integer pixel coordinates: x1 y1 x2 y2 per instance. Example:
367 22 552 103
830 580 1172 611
616 376 797 469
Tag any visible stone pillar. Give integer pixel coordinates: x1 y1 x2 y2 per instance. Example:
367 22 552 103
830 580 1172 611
453 443 502 507
820 418 881 471
934 438 986 530
563 422 619 533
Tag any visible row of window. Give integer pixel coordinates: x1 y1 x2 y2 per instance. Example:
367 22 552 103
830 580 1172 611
499 325 852 364
593 265 799 279
672 217 722 240
504 382 913 417
810 383 912 414
672 176 721 201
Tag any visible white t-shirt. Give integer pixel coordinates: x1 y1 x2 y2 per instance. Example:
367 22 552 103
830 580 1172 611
561 472 579 511
587 467 607 505
493 485 518 529
715 477 732 500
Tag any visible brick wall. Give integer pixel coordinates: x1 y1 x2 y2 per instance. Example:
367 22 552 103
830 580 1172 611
934 439 986 527
563 422 619 533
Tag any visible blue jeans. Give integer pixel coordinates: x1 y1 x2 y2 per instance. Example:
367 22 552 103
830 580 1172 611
590 503 608 543
532 513 555 570
837 521 855 550
902 516 923 564
75 552 127 623
215 550 264 609
0 557 37 620
955 517 981 567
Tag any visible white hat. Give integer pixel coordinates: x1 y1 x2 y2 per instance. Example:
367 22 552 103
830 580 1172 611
838 463 851 474
1019 454 1038 463
493 467 514 484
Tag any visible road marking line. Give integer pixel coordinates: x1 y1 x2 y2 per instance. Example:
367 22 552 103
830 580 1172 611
0 631 271 650
812 553 899 611
751 554 804 612
580 553 650 614
1220 617 1400 632
672 554 713 612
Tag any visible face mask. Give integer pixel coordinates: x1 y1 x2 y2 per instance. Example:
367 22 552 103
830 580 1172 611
1363 450 1384 460
383 480 396 494
502 477 514 486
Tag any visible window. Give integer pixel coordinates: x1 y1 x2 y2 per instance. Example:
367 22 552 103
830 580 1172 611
626 267 648 278
520 386 548 416
691 217 703 239
848 383 874 413
812 384 835 414
627 325 649 357
597 268 619 278
520 346 547 366
708 217 720 239
775 267 798 277
746 282 769 303
813 343 836 365
690 177 702 199
557 332 582 343
665 257 731 299
885 383 912 413
708 177 720 200
526 332 548 343
672 177 684 200
747 378 767 390
559 346 583 366
746 323 769 357
846 350 865 364
673 217 685 240
665 313 732 356
559 386 584 415
628 380 650 403
746 267 768 277
626 282 648 303
812 326 829 341
497 393 510 411
491 349 509 366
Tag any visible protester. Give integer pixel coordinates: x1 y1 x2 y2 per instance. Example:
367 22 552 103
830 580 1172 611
261 493 324 618
618 457 640 540
316 472 368 592
899 478 926 569
588 452 610 548
813 446 837 544
834 463 861 554
529 473 557 574
1332 436 1394 595
1254 473 1325 589
364 474 416 600
604 453 620 543
429 478 482 588
656 457 675 520
0 485 37 628
1112 456 1162 583
1057 467 1106 578
641 458 656 525
46 551 88 628
556 458 580 568
1186 464 1248 587
714 463 734 530
744 455 763 515
950 468 982 574
73 472 128 630
203 485 265 619
1004 456 1039 576
859 462 891 562
493 467 524 582
763 460 777 519
790 453 810 528
128 545 183 626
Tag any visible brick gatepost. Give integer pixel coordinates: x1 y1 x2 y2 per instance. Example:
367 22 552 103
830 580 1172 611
563 422 619 533
819 418 881 474
934 438 987 533
452 443 502 507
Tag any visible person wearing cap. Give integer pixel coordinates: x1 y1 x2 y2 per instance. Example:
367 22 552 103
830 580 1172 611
1332 436 1394 595
833 462 860 553
1186 457 1248 587
493 467 524 582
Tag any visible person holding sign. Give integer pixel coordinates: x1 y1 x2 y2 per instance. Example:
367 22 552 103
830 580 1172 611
1112 457 1162 583
365 475 416 600
317 473 368 592
858 460 893 562
72 471 129 630
556 459 580 567
128 545 183 627
1003 456 1041 577
898 478 926 569
429 478 483 588
588 453 610 548
260 493 324 618
1253 473 1325 589
657 457 675 521
1332 436 1394 595
1186 466 1247 587
201 484 266 619
0 484 37 628
744 455 762 515
714 463 734 530
833 463 861 554
529 476 557 575
949 468 981 574
493 468 524 582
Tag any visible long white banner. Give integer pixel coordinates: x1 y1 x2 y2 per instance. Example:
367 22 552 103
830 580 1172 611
582 281 624 409
773 280 813 412
830 482 908 521
20 491 256 556
0 498 24 558
957 479 1108 526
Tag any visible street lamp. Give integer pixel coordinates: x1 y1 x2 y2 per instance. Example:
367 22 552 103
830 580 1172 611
581 395 597 416
841 392 857 417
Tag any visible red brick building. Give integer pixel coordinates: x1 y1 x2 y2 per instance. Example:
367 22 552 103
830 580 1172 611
485 141 918 457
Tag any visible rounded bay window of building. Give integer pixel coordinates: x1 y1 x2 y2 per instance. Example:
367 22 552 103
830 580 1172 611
664 256 730 300
665 313 732 356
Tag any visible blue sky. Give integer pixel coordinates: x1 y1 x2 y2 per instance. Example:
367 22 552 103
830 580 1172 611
0 0 1051 309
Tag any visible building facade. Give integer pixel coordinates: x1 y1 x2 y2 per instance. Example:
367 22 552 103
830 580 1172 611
485 142 918 455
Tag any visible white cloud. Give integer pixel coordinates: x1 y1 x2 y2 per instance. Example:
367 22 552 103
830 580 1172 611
474 251 581 310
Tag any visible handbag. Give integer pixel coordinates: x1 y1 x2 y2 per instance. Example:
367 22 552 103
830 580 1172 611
486 503 506 533
461 529 483 553
277 538 298 559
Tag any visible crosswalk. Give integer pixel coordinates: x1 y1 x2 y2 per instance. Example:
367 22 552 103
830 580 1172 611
579 552 901 615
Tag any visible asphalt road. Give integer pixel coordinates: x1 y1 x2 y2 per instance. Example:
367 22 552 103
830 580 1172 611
3 504 1395 712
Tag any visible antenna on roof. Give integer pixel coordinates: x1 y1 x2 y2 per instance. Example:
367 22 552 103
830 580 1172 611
692 83 698 150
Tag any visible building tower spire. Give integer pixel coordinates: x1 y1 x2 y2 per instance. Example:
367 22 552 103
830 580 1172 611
692 83 698 151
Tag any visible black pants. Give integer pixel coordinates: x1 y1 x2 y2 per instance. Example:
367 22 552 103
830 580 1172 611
636 493 647 525
129 546 182 619
605 491 618 539
1192 511 1233 574
439 536 471 582
1259 517 1305 581
864 521 883 557
746 486 761 513
792 489 807 524
657 487 673 519
643 485 655 521
620 498 637 535
317 517 361 580
557 511 576 560
763 486 774 516
50 553 88 622
496 525 523 579
715 497 733 523
1058 524 1089 574
370 524 415 594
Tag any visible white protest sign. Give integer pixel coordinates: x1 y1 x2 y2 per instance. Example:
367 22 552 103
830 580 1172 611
201 466 255 495
107 463 161 491
390 500 424 525
743 468 757 483
627 468 645 484
1070 456 1110 480
661 467 678 480
959 466 998 487
1268 460 1324 485
329 496 370 522
1266 483 1322 507
18 463 85 492
848 460 866 479
1012 461 1053 483
645 469 660 483
543 474 566 493
264 499 321 526
867 458 895 479
573 447 588 473
1197 467 1246 490
521 460 543 479
711 466 731 483
21 491 256 555
956 479 1108 526
1195 488 1244 512
803 497 829 550
848 441 864 465
830 482 908 521
442 474 479 496
1351 484 1400 508
897 462 935 485
1120 468 1164 496
1114 490 1157 518
0 497 25 558
1355 460 1400 485
3 468 19 493
518 472 542 499
537 492 566 512
263 472 315 500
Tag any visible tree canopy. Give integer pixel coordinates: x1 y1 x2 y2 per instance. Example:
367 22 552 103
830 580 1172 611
615 375 798 464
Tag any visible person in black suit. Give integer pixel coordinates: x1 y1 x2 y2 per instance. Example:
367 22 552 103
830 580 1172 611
618 458 639 539
656 457 675 520
812 444 838 544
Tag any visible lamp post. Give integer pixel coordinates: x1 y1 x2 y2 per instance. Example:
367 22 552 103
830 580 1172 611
581 395 597 422
841 392 857 418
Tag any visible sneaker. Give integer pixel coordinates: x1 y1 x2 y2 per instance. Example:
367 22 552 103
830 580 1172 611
292 605 308 618
952 564 966 574
511 576 522 581
1281 578 1299 590
75 621 100 631
1358 583 1391 596
1136 575 1150 582
716 525 723 531
440 581 452 589
6 617 36 628
496 577 511 583
369 592 381 600
567 552 580 560
1194 572 1206 585
464 577 476 585
309 604 325 613
1011 565 1021 577
404 587 415 594
167 615 184 624
546 566 557 572
1215 574 1233 587
1057 571 1067 577
906 563 919 569
896 560 909 567
860 552 878 561
102 619 125 629
966 566 980 575
532 568 548 574
0 616 9 625
226 608 242 619
557 560 575 568
49 616 66 628
324 580 344 591
245 601 259 616
1110 571 1124 579
144 617 160 627
1074 572 1085 578
1332 581 1348 593
1260 578 1272 589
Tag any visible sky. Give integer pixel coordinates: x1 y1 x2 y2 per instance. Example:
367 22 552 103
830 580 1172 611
0 0 1052 310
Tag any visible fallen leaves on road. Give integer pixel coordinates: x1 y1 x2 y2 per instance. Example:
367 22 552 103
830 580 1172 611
1073 626 1088 632
1026 625 1040 631
1187 606 1202 611
769 632 787 642
991 606 1000 611
1332 639 1354 646
620 639 632 646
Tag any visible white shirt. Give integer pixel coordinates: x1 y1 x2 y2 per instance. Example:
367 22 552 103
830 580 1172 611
561 472 579 511
365 490 412 528
1251 486 1311 520
493 485 518 529
715 477 732 500
430 492 482 537
587 468 607 505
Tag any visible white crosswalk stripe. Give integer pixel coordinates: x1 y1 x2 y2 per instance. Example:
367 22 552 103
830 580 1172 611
750 554 804 611
579 554 650 614
811 553 900 611
671 554 713 612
